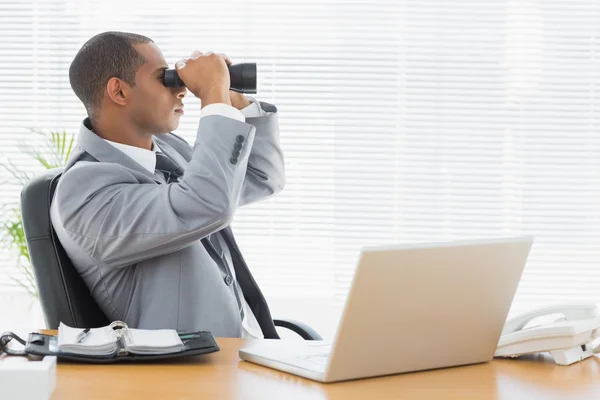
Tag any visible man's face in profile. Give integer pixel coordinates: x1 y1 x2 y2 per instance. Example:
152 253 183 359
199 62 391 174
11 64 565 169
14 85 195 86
127 42 187 135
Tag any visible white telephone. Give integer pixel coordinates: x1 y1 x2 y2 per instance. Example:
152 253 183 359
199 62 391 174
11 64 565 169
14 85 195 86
495 302 600 365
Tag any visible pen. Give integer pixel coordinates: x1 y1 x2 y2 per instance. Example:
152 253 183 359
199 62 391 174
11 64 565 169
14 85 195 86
180 333 202 341
75 328 91 343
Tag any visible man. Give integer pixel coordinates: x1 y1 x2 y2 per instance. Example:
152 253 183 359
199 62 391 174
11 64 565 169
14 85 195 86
50 31 284 339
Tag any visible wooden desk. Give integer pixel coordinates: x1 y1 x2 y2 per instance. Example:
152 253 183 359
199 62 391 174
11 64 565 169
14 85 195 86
49 337 600 400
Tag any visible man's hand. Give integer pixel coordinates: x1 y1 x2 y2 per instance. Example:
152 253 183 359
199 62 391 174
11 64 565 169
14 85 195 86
175 51 251 110
218 53 252 110
175 51 231 108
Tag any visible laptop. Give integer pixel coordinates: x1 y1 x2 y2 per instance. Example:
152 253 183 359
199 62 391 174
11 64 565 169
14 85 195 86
239 236 533 383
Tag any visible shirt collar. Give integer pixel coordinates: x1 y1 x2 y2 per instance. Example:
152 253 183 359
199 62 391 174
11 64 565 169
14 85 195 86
102 138 160 174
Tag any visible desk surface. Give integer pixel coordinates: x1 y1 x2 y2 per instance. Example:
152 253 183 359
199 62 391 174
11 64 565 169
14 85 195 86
48 337 600 400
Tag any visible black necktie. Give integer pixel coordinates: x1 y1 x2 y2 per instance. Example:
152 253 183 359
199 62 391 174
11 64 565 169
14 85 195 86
155 152 183 183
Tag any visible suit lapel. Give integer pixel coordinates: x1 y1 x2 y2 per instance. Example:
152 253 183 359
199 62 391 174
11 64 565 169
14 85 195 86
153 136 189 172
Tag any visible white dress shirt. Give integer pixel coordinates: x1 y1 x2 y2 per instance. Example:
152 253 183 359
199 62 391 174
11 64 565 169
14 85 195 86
103 97 267 339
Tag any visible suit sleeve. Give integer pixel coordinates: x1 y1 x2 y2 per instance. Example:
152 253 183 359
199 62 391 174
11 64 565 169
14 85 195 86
52 115 256 269
176 99 285 207
238 101 285 207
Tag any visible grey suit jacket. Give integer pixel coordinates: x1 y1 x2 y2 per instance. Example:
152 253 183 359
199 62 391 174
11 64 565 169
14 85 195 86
50 102 284 339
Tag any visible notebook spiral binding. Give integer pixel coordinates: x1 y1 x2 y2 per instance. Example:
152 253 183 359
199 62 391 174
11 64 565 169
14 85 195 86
108 321 130 356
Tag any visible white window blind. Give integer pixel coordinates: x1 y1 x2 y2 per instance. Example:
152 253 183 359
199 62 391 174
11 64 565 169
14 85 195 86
1 0 600 337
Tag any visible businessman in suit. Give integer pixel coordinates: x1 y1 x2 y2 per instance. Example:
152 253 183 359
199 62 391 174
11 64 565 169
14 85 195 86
50 31 283 338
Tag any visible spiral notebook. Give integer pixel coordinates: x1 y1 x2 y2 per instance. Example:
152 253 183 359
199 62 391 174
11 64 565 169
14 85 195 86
57 321 185 356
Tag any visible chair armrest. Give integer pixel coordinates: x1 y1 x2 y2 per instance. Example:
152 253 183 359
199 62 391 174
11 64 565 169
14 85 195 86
273 319 322 340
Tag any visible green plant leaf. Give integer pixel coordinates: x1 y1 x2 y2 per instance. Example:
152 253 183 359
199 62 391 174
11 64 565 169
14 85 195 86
0 159 32 186
60 131 66 162
66 135 75 162
11 277 37 298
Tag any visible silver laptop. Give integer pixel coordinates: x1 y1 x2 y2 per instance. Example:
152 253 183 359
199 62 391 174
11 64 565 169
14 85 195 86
239 236 533 383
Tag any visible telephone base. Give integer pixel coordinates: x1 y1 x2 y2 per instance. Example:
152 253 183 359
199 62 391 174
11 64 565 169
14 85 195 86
497 343 596 366
549 344 595 366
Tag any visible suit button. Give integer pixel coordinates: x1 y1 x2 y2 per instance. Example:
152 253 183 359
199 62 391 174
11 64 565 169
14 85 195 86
224 276 233 286
234 142 242 150
232 149 240 158
230 157 238 165
236 135 245 143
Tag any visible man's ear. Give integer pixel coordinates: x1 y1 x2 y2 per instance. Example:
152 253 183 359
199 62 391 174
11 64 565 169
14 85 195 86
106 77 130 106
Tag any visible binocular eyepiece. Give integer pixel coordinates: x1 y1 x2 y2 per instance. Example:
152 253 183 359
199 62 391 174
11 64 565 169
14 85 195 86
162 63 257 94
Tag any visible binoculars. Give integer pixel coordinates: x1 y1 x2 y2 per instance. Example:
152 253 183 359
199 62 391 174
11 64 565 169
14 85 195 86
163 63 257 94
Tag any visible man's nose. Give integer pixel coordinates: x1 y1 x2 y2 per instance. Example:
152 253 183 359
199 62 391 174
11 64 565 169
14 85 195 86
176 87 187 98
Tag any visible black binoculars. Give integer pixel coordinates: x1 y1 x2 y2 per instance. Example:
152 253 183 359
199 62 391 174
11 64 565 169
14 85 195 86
163 63 257 94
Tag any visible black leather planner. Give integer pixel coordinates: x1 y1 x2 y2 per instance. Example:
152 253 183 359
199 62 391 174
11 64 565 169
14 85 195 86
0 324 219 364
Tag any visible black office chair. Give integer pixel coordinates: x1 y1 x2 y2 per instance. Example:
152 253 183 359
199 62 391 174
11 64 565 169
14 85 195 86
20 168 321 340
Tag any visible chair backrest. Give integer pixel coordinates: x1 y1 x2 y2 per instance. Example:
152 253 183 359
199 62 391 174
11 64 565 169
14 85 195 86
20 168 109 329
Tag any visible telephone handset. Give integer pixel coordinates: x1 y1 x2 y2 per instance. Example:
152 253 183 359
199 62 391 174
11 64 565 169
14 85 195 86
495 302 600 365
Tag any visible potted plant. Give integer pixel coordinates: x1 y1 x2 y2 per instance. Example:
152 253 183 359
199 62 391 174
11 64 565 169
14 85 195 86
0 130 75 324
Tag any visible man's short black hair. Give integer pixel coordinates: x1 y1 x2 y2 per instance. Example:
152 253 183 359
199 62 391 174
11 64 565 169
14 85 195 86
69 31 153 120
